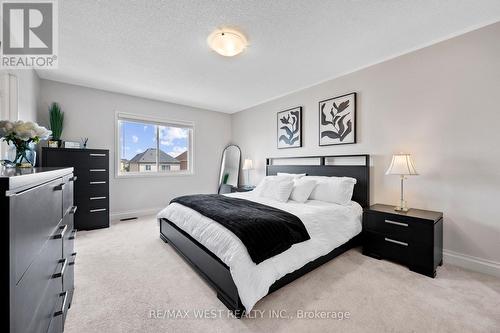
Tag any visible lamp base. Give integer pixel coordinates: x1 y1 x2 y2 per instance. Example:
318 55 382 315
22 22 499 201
394 200 409 212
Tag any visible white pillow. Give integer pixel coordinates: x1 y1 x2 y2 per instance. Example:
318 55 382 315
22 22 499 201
308 176 357 205
254 176 289 195
257 177 294 202
277 172 306 179
289 178 317 203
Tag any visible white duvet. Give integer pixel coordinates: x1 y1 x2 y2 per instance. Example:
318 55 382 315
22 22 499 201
157 192 362 311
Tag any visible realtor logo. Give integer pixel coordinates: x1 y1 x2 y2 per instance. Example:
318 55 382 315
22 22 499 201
1 0 58 68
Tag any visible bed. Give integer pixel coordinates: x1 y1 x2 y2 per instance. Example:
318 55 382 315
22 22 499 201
158 154 370 316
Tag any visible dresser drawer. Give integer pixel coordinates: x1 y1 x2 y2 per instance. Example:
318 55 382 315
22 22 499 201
10 178 63 283
63 212 75 258
76 196 108 211
12 234 63 333
88 199 109 211
77 209 109 230
87 181 109 197
89 152 108 169
62 212 76 303
62 174 75 216
364 212 410 242
63 252 76 302
47 290 70 333
47 310 63 333
363 231 409 265
88 168 109 182
44 149 89 169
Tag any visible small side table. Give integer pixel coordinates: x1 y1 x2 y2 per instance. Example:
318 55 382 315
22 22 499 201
363 204 443 278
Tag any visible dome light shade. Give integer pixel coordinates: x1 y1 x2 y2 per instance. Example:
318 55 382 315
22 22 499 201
207 28 247 57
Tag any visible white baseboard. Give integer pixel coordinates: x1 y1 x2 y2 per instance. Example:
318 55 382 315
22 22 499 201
110 207 163 221
444 249 500 277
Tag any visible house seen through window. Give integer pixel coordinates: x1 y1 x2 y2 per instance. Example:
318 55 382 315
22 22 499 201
117 115 192 175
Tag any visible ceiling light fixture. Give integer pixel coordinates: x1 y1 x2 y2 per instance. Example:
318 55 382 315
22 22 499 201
207 28 248 57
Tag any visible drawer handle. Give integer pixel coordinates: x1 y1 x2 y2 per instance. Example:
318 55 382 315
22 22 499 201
384 220 408 227
70 176 78 182
90 196 106 200
90 181 106 184
52 258 68 279
69 206 78 215
69 252 77 266
54 183 65 191
52 224 68 239
89 153 106 157
68 229 77 240
90 208 107 213
54 291 68 317
90 169 106 172
384 237 408 247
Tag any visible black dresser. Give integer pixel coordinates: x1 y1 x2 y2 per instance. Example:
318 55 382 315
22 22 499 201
1 167 76 333
42 148 110 230
363 204 443 278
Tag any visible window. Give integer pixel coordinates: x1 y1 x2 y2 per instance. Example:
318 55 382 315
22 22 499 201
116 113 193 177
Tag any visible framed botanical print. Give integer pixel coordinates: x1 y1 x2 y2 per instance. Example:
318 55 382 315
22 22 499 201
277 106 302 149
319 92 356 146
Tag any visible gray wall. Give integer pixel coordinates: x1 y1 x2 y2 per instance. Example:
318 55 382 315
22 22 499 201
232 22 500 266
38 80 232 217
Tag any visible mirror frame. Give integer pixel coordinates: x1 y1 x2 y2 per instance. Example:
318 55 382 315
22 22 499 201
218 144 241 194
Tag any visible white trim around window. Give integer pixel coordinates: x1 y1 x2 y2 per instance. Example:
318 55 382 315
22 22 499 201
115 111 195 178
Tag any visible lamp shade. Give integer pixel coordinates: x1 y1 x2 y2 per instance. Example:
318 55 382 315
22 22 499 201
242 159 253 170
385 154 418 175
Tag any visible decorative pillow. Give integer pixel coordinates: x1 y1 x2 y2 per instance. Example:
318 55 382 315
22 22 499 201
277 172 306 179
308 176 357 205
289 178 317 203
254 176 288 195
257 177 294 202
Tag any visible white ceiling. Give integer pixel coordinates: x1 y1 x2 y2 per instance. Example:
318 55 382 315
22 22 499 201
38 0 500 113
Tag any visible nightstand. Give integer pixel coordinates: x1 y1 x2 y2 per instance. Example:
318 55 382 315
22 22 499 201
363 204 443 278
218 185 255 194
234 186 255 192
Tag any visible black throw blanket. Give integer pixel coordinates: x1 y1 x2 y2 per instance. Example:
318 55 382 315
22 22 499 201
170 194 310 264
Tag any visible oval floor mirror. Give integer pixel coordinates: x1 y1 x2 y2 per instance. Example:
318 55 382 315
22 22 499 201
218 145 241 194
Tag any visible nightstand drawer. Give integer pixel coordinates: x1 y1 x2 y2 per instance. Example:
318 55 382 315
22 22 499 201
364 231 409 265
364 213 410 242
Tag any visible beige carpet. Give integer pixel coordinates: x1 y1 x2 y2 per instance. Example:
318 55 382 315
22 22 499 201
65 216 500 333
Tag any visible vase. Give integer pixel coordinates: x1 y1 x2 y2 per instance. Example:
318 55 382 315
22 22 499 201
14 142 36 168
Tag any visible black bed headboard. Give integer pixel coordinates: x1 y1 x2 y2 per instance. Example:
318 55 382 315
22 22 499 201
266 154 370 208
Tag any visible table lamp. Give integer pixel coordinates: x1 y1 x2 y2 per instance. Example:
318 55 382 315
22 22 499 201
385 153 418 212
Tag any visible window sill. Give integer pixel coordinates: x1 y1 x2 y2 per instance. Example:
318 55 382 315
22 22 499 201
115 171 194 179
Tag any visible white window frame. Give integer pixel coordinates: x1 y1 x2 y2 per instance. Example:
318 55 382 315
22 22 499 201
115 112 194 178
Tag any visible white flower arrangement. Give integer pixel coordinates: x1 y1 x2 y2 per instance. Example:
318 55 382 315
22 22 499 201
1 120 52 167
0 120 52 143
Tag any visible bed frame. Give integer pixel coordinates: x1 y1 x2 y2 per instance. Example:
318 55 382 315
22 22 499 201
159 154 370 317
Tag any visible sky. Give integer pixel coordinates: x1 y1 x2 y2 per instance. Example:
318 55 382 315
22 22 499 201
120 120 188 160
